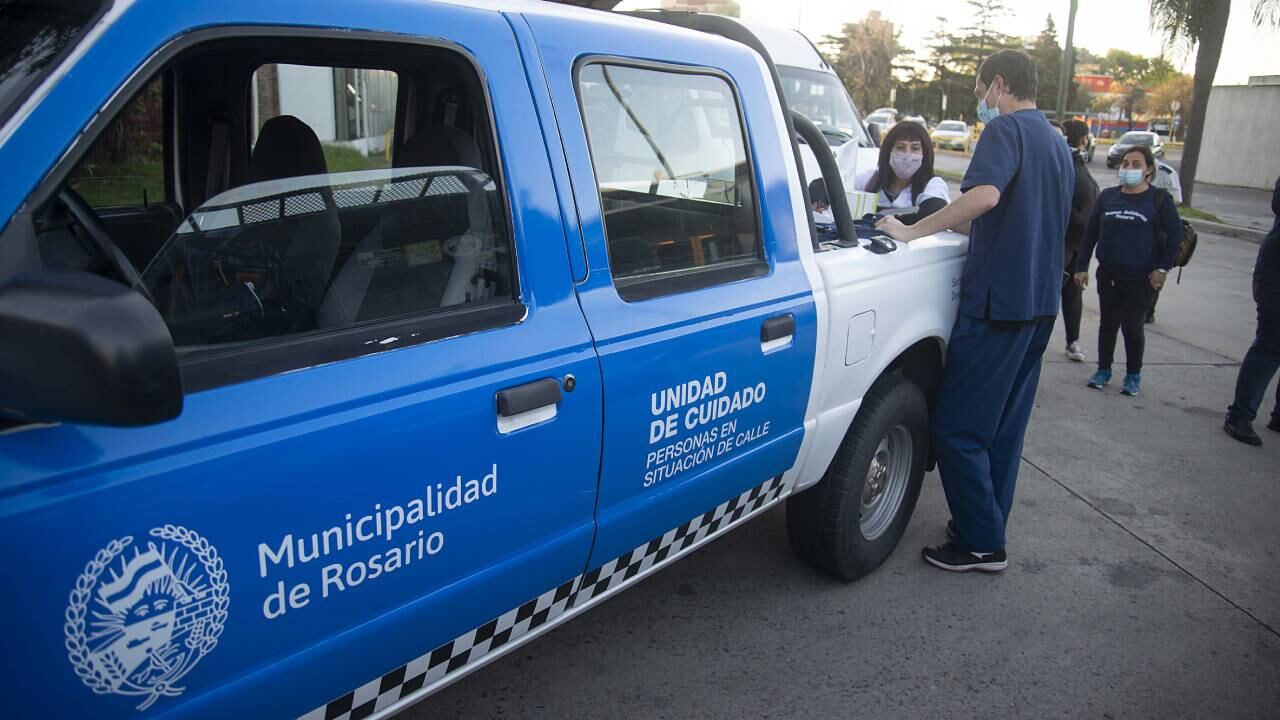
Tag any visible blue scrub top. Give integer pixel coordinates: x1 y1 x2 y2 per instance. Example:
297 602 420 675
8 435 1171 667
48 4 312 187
960 109 1073 322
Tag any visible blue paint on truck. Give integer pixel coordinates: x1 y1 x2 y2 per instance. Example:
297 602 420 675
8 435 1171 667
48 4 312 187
0 1 963 718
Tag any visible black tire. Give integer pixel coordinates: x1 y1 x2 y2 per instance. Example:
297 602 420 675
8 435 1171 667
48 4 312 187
786 373 929 581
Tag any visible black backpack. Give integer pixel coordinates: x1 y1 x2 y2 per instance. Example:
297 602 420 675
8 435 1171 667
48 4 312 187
1154 189 1198 282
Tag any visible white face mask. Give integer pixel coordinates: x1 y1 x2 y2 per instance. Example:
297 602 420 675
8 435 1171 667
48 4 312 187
889 150 923 180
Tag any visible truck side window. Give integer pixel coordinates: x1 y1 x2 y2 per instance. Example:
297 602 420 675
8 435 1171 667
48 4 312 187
145 58 511 349
578 63 762 298
67 77 167 209
30 39 516 387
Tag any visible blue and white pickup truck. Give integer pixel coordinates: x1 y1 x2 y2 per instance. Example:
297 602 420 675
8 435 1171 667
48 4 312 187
0 1 966 718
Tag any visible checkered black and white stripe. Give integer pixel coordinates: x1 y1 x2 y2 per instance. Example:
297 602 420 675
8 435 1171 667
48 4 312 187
298 579 576 720
573 475 786 605
301 476 786 720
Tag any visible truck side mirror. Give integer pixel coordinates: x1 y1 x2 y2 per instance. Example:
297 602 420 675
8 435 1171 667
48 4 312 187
867 123 882 147
0 271 183 427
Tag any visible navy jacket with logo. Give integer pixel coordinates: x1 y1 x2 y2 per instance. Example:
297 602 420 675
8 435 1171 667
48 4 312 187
1076 185 1182 279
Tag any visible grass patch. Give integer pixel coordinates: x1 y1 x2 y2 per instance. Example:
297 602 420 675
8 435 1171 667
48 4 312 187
1179 206 1221 223
69 159 164 208
322 144 389 173
65 145 390 208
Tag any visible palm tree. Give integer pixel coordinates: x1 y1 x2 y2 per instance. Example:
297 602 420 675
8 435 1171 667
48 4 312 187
1149 0 1279 206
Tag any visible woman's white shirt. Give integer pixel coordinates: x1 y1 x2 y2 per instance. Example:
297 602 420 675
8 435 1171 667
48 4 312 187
853 169 951 209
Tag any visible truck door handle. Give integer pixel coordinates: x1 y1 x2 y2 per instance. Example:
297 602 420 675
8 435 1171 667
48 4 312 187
761 314 795 353
496 378 562 433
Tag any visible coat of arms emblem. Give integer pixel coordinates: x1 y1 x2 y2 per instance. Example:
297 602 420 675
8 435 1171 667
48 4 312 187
64 525 229 711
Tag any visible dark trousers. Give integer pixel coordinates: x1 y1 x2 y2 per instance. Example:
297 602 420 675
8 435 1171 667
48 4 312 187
1227 280 1280 424
933 314 1054 552
1096 266 1155 375
1061 250 1083 345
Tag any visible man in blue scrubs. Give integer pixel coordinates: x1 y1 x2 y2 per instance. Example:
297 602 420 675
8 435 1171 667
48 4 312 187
876 50 1073 572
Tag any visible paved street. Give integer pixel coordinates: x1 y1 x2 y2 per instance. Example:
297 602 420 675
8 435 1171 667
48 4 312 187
409 228 1280 719
936 146 1275 232
934 146 1184 192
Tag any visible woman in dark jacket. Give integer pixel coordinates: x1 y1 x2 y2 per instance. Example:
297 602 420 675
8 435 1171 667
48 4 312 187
1062 120 1098 362
1074 144 1182 397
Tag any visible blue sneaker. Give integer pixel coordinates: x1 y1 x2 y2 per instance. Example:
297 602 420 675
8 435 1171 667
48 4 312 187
1121 373 1141 396
1087 369 1112 389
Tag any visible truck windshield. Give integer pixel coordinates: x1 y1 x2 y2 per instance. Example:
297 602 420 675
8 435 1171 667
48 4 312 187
776 65 873 149
0 0 103 126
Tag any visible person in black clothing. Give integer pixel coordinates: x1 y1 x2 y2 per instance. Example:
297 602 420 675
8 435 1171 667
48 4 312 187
1223 174 1280 445
1074 144 1182 397
1062 120 1098 362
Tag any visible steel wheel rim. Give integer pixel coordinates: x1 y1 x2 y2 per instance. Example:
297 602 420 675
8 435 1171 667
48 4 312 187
859 425 912 540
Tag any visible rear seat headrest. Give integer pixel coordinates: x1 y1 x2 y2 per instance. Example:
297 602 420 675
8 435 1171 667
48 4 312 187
397 127 483 170
248 115 328 184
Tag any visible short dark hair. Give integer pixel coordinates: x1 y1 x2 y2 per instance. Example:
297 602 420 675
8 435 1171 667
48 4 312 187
1120 144 1157 182
1063 119 1090 149
1047 119 1063 132
867 120 937 201
978 49 1037 101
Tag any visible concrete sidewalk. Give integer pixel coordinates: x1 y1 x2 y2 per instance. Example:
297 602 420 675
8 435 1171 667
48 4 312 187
413 230 1280 719
1191 182 1275 235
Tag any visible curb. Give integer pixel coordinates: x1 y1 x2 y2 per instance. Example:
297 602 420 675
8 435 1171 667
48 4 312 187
1185 218 1268 243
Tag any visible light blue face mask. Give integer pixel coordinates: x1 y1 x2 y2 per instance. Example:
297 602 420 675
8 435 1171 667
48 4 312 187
977 83 1002 124
1119 168 1145 186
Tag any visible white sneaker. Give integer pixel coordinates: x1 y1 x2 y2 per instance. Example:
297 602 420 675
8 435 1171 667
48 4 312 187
1066 342 1086 362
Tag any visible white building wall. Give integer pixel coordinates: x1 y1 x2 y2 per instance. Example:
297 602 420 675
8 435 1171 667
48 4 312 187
1197 84 1280 190
276 65 337 143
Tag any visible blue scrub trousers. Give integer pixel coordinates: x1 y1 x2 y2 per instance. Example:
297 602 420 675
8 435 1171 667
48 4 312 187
933 313 1055 552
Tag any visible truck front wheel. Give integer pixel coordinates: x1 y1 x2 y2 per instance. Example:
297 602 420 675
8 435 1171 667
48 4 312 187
786 374 929 580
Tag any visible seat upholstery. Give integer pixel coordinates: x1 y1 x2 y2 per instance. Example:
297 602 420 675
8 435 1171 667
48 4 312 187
317 126 494 328
244 115 341 320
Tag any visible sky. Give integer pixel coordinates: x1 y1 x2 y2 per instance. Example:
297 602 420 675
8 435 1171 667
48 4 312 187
617 0 1280 85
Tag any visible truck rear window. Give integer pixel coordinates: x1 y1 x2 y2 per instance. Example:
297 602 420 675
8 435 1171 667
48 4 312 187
0 0 105 126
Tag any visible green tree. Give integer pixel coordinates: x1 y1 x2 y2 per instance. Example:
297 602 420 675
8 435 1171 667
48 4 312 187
922 0 1021 121
929 0 1019 76
960 0 1019 68
1098 49 1150 86
1098 49 1156 128
822 11 909 112
1148 0 1279 206
1074 47 1100 66
1029 15 1062 110
1146 72 1194 138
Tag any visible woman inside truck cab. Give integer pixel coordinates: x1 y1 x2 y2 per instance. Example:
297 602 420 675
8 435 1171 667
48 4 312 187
854 121 950 224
